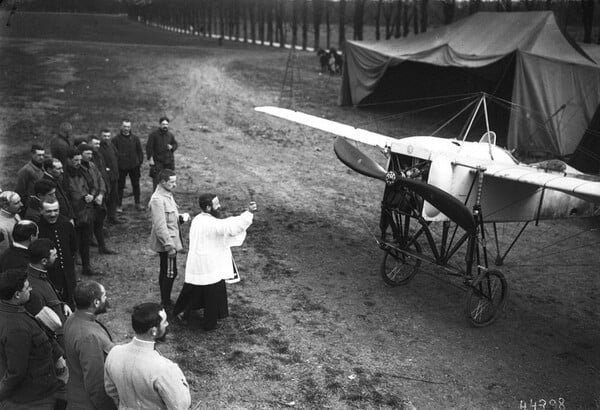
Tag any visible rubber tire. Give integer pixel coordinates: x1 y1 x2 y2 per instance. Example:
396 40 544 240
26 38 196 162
465 269 508 327
380 241 422 287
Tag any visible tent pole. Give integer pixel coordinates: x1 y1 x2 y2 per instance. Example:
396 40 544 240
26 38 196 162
482 95 494 160
459 93 484 152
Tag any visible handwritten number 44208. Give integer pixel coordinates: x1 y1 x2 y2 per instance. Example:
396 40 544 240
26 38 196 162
519 398 565 409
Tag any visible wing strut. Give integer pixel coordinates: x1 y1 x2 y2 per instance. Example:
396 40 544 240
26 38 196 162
492 221 530 266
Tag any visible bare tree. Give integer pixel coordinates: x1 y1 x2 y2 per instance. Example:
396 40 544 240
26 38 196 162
375 0 383 40
325 0 332 48
521 0 537 10
301 0 308 50
193 0 201 34
442 0 455 24
394 0 402 38
469 0 481 14
219 0 225 39
207 0 214 37
420 0 428 32
291 0 299 47
276 0 285 47
339 0 346 47
496 0 512 11
353 0 367 40
234 0 240 40
383 1 394 39
582 0 594 43
313 0 324 49
402 0 410 37
242 0 248 42
412 0 419 34
249 0 257 43
267 0 274 45
259 0 266 44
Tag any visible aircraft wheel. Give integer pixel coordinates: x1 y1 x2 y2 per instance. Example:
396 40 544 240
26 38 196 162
380 242 422 287
465 270 508 327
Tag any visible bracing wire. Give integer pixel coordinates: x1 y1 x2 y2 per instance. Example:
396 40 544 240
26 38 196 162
355 92 481 109
431 96 480 137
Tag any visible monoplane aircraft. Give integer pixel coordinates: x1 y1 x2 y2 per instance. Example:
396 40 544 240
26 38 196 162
256 94 600 327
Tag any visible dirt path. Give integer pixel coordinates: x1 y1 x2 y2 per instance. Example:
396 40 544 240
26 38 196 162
167 46 600 409
1 14 599 409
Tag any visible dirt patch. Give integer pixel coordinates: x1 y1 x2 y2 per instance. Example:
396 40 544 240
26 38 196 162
1 13 599 409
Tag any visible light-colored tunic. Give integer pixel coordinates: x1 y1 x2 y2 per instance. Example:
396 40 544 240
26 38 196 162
148 185 182 253
104 337 191 410
184 211 253 286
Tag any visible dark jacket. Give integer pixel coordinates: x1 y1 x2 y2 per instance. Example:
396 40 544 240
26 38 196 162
37 215 77 304
81 161 106 198
91 151 110 191
64 311 116 410
0 301 62 403
64 165 94 217
146 128 178 166
23 196 42 224
99 140 119 182
41 173 75 221
15 161 44 206
49 135 73 167
0 246 29 272
111 132 143 171
25 265 67 329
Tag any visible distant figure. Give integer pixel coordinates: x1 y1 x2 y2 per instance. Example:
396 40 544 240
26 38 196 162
328 47 343 75
15 144 45 210
112 119 144 212
50 122 74 167
173 193 256 331
97 130 122 224
146 116 178 190
317 48 330 74
104 302 191 410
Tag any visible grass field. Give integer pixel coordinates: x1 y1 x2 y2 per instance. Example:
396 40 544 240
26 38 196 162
1 11 599 410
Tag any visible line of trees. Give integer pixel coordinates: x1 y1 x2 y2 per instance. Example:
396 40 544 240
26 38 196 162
18 0 127 14
16 0 600 47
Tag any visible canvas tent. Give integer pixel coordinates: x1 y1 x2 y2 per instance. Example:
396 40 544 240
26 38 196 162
339 11 600 164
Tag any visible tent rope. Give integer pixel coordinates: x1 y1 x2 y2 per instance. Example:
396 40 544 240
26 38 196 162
355 92 481 109
353 94 480 131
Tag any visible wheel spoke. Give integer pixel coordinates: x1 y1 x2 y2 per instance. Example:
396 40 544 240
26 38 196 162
381 243 422 287
465 270 508 327
389 266 401 281
471 300 487 321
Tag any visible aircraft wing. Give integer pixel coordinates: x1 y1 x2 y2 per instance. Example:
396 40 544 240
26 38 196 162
255 106 600 206
483 163 600 205
255 106 397 150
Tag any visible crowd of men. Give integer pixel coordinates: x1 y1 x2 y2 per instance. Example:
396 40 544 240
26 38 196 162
0 115 259 409
0 116 256 409
1 117 179 294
